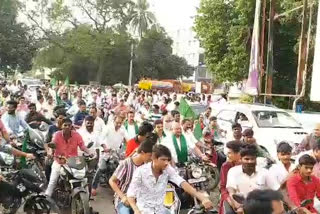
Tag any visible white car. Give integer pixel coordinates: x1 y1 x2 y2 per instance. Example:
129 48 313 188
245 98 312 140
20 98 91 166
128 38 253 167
215 103 308 158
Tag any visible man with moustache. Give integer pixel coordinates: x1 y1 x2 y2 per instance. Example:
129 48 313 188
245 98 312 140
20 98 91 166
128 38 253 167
224 144 277 214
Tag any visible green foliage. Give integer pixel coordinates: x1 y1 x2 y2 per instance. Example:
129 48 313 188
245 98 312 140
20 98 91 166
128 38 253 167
134 28 194 80
0 0 38 77
239 94 254 104
194 0 255 83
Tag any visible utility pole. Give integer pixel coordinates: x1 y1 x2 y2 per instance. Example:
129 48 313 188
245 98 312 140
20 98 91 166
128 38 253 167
128 42 134 87
259 0 267 94
295 0 308 96
293 1 313 111
264 0 275 104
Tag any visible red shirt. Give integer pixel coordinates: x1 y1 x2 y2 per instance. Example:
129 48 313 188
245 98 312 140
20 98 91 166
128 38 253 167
219 161 236 214
125 137 139 157
287 173 320 213
53 130 86 159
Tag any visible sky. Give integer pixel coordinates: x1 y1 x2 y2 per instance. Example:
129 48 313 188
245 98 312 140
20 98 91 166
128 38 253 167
149 0 200 32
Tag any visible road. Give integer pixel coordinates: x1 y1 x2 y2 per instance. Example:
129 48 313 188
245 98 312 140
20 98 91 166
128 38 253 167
91 187 116 214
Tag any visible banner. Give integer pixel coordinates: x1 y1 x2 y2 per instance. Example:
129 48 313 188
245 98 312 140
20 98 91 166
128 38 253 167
311 3 320 101
245 0 261 96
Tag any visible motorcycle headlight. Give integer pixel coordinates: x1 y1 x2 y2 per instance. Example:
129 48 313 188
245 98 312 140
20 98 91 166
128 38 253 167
191 167 202 179
71 168 86 179
0 152 14 165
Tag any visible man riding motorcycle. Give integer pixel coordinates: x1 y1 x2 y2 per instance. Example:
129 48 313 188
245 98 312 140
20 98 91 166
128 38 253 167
162 122 207 165
45 118 94 197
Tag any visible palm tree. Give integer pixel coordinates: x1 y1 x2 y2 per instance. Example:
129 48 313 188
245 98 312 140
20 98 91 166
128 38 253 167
130 0 156 39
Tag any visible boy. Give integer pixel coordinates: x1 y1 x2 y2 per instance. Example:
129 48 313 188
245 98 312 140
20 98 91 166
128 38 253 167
109 140 154 214
287 154 320 213
127 145 213 214
219 141 241 214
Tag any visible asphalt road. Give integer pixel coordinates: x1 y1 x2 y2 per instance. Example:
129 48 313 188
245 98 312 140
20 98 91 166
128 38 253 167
90 187 116 214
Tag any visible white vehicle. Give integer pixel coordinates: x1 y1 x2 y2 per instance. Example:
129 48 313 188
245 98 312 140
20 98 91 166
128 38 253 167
215 104 308 158
16 78 44 90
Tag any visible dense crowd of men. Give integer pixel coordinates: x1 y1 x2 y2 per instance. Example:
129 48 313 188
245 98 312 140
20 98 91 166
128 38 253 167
0 80 319 214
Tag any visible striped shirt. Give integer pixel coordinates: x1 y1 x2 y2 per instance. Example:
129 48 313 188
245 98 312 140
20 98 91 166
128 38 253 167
113 157 139 207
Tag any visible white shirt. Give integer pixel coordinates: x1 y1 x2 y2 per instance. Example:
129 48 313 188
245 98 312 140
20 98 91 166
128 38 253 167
93 117 105 135
124 123 137 141
162 134 196 164
77 127 100 156
183 130 198 146
268 161 296 190
100 124 126 150
226 165 277 197
127 162 185 214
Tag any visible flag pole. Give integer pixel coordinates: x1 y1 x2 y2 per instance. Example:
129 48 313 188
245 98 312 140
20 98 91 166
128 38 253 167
264 0 275 104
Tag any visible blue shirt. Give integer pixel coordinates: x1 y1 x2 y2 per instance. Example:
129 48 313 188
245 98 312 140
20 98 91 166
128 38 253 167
1 113 29 135
73 111 88 126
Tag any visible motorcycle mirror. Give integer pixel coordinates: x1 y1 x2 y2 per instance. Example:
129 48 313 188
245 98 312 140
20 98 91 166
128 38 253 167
47 143 56 149
87 142 94 149
232 194 245 204
301 199 313 207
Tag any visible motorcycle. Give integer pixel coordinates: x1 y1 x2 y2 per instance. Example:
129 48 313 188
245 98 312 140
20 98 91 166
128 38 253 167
0 168 59 214
176 155 220 209
99 149 122 187
232 194 312 214
164 184 181 214
83 145 99 195
48 143 93 214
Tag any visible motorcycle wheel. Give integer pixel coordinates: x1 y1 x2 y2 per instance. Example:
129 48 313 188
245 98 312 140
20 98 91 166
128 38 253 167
71 192 90 214
206 166 220 192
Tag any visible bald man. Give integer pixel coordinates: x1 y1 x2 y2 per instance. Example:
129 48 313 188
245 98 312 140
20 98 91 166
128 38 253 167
295 123 320 154
162 122 207 164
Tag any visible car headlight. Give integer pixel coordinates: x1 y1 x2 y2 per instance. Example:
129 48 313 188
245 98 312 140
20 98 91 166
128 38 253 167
71 168 86 179
191 167 202 179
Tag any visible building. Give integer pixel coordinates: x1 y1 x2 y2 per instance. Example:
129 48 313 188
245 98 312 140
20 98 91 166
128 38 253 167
149 0 212 82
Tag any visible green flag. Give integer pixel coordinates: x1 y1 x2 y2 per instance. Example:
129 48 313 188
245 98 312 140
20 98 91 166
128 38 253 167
20 131 29 168
193 122 203 141
55 91 62 105
64 76 69 86
50 77 57 87
179 98 196 120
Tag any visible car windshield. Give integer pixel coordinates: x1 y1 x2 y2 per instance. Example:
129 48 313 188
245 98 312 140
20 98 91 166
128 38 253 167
252 110 302 128
191 105 207 117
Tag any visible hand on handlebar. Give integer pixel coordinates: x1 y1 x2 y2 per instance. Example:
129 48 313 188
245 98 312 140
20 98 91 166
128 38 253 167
26 153 35 160
296 208 314 214
201 197 213 210
0 175 4 182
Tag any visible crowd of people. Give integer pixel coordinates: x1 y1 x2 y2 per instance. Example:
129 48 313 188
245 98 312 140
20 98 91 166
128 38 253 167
0 80 319 214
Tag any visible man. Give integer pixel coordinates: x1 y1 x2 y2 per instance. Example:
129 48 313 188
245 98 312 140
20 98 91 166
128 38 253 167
269 142 296 189
45 118 93 196
148 104 162 124
109 140 154 214
219 141 241 214
287 154 320 213
36 94 46 115
171 110 180 123
1 100 29 136
91 116 126 196
202 107 212 127
225 144 277 214
77 116 100 156
16 96 28 119
207 116 224 138
154 120 166 144
89 106 105 135
73 100 88 127
295 123 320 154
243 189 312 214
224 123 242 155
163 114 174 134
127 144 213 214
125 123 153 157
25 103 52 125
162 122 207 165
242 128 271 159
123 111 139 141
61 92 72 108
43 95 55 120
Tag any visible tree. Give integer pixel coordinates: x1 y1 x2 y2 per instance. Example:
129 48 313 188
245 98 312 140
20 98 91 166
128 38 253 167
0 0 38 77
134 28 193 80
130 0 156 38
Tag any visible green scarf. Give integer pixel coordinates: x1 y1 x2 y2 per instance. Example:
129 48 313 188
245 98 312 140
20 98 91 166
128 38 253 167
156 131 166 144
172 134 188 164
124 120 139 135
